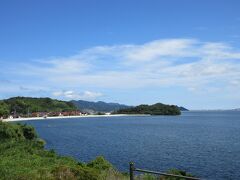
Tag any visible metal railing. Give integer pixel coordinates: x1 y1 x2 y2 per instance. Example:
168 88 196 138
129 162 201 180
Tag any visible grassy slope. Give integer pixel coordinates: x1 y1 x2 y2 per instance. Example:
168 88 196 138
0 121 127 180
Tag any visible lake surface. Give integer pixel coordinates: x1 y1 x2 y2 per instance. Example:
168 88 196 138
23 111 240 180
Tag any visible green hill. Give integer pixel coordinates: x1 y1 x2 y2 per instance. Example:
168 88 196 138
0 97 76 118
114 103 181 115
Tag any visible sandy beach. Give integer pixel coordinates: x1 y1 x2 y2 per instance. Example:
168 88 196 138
2 114 145 122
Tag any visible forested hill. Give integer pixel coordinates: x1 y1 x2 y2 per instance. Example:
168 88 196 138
114 103 181 115
71 100 131 112
0 97 76 118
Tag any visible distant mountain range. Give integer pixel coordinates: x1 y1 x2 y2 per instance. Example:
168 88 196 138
71 100 131 113
178 106 189 111
71 100 189 113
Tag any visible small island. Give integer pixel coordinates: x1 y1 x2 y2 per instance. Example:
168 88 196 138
114 103 181 115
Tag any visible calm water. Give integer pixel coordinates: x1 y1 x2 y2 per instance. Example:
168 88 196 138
23 111 240 180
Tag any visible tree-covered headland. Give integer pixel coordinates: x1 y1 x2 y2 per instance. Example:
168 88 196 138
114 103 181 115
0 97 77 118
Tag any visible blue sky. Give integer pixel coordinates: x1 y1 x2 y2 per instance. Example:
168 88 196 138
1 0 240 109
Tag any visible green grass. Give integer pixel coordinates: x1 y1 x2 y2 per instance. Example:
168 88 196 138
0 121 128 180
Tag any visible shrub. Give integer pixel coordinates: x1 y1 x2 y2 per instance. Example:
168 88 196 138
0 122 37 141
0 122 119 180
20 124 37 140
0 121 24 141
87 156 113 171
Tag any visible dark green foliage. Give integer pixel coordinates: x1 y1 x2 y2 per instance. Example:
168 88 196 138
1 96 77 117
0 140 100 180
87 156 112 170
0 121 24 140
20 123 37 140
0 101 9 118
0 121 37 141
87 156 130 180
115 103 181 115
0 122 125 180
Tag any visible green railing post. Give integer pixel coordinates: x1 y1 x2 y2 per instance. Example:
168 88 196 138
129 162 134 180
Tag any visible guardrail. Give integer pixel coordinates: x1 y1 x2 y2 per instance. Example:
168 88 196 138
129 162 201 180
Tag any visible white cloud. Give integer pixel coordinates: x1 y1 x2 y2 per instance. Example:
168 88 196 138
3 38 240 94
125 39 197 61
52 90 103 100
81 91 103 100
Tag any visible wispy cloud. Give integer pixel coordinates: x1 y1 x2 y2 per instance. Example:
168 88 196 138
52 90 102 100
1 38 240 102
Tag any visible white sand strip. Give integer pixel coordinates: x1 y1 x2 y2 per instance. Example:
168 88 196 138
2 114 147 122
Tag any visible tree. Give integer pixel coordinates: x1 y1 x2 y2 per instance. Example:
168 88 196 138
0 101 10 118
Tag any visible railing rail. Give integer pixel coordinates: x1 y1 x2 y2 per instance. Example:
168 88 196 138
129 162 201 180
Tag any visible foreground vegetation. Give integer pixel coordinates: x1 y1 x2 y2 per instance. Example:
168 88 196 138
114 103 181 115
0 121 196 179
0 121 128 180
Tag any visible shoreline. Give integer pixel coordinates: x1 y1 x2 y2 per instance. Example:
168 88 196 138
2 114 149 122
